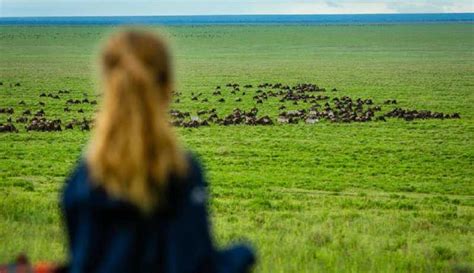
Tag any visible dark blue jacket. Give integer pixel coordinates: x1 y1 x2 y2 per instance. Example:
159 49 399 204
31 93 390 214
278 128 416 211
62 153 255 273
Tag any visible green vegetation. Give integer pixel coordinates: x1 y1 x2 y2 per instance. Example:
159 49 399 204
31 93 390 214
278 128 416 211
1 24 473 272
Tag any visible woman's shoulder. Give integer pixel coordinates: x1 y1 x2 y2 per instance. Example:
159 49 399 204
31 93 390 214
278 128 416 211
184 151 204 175
165 150 206 196
64 158 89 195
62 158 91 208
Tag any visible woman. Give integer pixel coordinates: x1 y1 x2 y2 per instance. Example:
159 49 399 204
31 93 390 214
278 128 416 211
62 30 255 273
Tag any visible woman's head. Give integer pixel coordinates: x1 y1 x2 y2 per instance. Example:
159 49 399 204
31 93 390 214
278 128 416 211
87 30 187 212
101 30 173 105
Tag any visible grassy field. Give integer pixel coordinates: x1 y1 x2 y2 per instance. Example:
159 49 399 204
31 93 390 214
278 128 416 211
0 24 473 272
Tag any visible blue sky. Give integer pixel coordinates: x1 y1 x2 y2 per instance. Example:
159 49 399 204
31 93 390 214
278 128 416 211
1 0 473 17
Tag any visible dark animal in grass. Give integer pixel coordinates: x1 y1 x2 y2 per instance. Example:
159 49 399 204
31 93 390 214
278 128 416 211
201 98 208 102
181 116 209 128
14 82 21 87
384 99 397 105
64 107 71 112
16 116 28 123
244 84 252 88
191 96 198 101
171 120 182 127
40 93 46 97
256 116 273 125
90 100 97 105
82 98 89 103
35 109 45 117
19 100 26 105
0 107 14 114
235 98 242 102
385 108 461 121
169 109 190 119
207 113 219 122
0 123 18 133
58 89 70 94
331 88 337 92
38 102 45 106
79 118 91 131
26 118 61 132
0 81 3 85
22 109 31 115
272 83 282 89
81 123 90 131
212 90 221 96
218 98 225 103
182 119 200 128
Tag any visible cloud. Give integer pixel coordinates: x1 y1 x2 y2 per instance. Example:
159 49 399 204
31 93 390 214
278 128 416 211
385 0 473 13
325 1 341 8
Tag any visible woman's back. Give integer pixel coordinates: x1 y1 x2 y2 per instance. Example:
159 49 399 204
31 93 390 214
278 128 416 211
63 153 255 273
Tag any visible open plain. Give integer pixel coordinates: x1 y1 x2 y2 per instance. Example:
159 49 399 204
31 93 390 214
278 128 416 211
0 24 473 272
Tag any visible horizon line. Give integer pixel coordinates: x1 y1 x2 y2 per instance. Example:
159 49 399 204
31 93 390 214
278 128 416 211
1 12 473 19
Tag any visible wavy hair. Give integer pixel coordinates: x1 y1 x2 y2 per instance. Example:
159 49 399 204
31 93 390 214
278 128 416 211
87 30 187 212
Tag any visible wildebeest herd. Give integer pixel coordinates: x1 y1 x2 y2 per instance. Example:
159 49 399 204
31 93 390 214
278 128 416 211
0 81 461 132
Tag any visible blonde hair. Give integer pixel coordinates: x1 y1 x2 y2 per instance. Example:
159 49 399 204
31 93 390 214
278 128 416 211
87 30 187 212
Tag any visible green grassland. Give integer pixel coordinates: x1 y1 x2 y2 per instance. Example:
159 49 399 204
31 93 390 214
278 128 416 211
1 24 473 272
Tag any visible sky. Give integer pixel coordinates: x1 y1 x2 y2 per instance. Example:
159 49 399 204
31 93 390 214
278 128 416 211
1 0 473 17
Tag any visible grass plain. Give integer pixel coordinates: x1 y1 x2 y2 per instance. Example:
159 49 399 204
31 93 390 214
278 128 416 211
0 24 473 272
